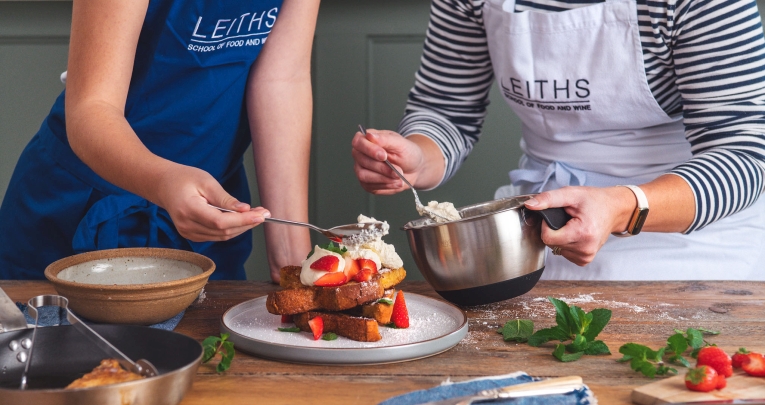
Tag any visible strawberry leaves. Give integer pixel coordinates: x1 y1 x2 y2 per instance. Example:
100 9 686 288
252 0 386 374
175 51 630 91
498 297 612 362
202 333 235 373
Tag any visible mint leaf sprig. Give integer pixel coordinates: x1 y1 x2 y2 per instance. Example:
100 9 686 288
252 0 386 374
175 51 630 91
202 333 235 373
497 297 612 362
306 242 347 259
617 327 719 377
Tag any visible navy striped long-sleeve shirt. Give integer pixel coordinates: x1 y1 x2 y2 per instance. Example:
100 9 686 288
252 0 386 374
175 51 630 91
398 0 765 232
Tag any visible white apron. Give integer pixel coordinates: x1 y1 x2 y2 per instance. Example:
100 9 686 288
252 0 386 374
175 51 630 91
484 0 765 280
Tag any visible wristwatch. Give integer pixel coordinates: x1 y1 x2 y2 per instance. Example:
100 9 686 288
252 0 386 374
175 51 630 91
613 185 649 237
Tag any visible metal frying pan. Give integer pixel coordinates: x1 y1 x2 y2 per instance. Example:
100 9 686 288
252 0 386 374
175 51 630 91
0 291 202 405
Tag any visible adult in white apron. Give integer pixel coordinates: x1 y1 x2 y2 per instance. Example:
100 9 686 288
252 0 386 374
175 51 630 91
482 0 765 280
351 0 765 280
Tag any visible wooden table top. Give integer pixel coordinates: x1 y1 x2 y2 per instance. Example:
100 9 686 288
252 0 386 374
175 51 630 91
2 279 764 404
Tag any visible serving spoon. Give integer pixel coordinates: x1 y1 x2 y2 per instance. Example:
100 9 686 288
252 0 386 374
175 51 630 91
358 125 454 222
207 204 385 244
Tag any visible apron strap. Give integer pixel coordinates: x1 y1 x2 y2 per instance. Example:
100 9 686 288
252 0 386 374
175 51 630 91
72 194 189 253
509 155 588 193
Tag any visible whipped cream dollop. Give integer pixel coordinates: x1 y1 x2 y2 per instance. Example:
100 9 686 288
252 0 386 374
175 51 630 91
417 201 461 223
340 215 388 247
300 214 404 286
344 214 403 270
300 246 345 286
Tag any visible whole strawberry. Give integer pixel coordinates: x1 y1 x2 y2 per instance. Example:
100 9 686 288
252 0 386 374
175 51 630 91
390 290 410 328
742 352 765 377
685 366 724 392
697 346 733 377
732 347 751 368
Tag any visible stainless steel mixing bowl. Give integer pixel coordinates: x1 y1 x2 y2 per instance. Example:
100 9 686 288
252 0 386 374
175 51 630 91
402 195 570 306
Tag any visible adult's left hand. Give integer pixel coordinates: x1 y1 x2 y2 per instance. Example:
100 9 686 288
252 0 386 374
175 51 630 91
523 186 636 266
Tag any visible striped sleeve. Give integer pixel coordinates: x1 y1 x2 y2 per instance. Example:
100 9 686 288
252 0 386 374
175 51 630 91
398 0 765 232
397 0 493 185
667 0 765 232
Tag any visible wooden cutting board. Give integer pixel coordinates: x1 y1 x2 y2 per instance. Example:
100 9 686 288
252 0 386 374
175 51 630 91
632 371 765 404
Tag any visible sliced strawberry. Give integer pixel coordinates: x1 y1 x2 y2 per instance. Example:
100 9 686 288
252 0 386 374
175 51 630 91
281 314 293 323
391 290 410 328
310 255 340 272
314 271 348 287
352 268 375 282
685 366 719 392
358 258 378 273
308 316 323 340
732 348 750 368
742 352 765 377
697 346 733 378
344 257 360 280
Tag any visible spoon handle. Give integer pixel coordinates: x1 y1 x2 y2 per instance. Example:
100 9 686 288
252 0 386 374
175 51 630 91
383 160 415 190
263 217 325 234
206 204 326 233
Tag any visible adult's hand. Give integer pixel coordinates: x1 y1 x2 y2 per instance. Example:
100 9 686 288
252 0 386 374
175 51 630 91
154 165 269 242
523 186 636 266
352 129 445 194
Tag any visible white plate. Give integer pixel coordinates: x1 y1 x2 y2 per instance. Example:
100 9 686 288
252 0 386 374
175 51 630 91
220 293 468 365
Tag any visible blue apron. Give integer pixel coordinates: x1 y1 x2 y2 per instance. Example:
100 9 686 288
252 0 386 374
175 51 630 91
0 0 283 280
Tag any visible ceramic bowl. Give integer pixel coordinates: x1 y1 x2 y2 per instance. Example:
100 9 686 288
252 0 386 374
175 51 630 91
44 248 215 325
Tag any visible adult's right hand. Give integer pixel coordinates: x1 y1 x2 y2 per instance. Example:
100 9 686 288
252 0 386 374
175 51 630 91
154 165 270 242
351 128 430 195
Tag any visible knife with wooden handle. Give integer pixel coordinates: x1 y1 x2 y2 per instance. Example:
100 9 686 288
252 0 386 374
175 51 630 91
419 375 584 405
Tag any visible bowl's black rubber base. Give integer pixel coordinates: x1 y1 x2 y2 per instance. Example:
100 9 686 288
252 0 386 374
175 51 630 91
435 267 544 307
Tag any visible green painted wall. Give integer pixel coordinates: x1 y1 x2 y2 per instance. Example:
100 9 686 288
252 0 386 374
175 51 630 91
2 1 764 280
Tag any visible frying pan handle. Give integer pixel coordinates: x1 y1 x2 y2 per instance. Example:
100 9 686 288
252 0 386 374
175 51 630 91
538 208 572 231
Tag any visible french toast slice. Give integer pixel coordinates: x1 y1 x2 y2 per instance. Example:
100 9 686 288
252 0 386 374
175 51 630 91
279 265 406 290
346 289 396 325
266 277 384 315
293 311 382 342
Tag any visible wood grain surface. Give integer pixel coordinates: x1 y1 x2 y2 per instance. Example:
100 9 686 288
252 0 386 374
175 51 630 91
3 280 764 405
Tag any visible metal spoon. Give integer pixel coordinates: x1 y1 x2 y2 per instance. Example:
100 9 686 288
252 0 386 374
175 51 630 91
21 295 157 390
206 204 385 244
357 124 453 222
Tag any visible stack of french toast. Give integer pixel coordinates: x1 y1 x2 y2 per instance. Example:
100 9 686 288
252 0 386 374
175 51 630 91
266 265 407 342
265 215 409 342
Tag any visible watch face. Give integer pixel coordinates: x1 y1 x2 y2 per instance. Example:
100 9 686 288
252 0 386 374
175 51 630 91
632 208 649 235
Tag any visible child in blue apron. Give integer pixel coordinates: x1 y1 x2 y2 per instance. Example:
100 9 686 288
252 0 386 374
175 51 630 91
350 0 765 280
0 0 318 281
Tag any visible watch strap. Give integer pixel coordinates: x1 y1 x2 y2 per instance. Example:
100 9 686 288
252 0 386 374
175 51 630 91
613 185 649 237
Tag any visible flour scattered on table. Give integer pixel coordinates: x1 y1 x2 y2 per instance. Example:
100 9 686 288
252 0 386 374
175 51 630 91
531 294 646 313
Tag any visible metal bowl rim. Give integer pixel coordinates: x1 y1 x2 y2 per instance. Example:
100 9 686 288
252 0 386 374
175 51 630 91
401 194 536 230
